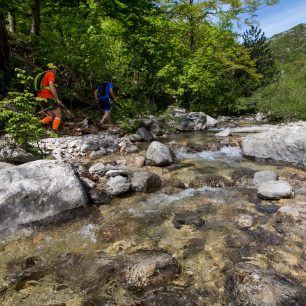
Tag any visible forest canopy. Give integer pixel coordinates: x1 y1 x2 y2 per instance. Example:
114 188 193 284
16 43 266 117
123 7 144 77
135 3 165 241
0 0 279 116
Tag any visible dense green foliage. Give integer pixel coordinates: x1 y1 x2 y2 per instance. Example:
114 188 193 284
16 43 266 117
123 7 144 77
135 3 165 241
0 0 280 132
243 24 306 121
0 70 54 149
242 25 278 91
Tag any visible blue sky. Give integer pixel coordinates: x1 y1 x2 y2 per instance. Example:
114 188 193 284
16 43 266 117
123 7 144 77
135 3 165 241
235 0 306 38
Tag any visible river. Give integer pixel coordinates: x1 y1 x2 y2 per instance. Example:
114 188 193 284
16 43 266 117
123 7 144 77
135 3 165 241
0 131 305 305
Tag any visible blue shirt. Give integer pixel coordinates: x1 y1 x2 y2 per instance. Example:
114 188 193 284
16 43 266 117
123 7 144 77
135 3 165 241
97 82 113 100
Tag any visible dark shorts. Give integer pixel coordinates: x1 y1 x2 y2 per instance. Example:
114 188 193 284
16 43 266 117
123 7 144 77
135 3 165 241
97 98 111 112
43 98 60 111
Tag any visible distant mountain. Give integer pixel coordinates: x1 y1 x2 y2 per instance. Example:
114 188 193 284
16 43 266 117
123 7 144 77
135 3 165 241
246 24 306 121
269 23 306 68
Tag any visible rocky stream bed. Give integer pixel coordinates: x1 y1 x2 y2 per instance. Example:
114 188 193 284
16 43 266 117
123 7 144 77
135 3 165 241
0 110 305 305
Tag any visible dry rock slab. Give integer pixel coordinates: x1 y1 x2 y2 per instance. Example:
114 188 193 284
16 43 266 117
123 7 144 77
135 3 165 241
253 170 278 187
257 180 294 200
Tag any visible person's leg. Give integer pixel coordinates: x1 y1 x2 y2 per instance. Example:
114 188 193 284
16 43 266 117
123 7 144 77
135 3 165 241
100 99 112 125
41 116 52 124
41 101 55 124
100 111 110 125
52 107 62 130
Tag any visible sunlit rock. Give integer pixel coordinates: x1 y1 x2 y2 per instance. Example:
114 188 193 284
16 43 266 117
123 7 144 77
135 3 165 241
242 123 306 166
106 175 130 195
253 170 278 187
0 160 88 231
0 135 36 164
215 127 231 137
257 180 294 200
89 163 106 175
80 177 97 189
235 214 256 229
131 171 162 193
136 127 153 142
146 141 175 166
0 161 15 170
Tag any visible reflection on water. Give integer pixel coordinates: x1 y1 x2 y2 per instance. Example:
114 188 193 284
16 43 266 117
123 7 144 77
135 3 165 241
0 131 305 305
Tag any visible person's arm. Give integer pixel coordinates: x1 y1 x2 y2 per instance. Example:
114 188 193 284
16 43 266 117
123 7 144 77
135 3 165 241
49 81 63 105
94 89 99 101
109 88 116 103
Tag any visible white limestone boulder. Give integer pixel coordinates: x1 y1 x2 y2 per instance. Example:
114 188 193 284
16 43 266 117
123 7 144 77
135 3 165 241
242 123 306 166
0 160 88 231
146 141 175 166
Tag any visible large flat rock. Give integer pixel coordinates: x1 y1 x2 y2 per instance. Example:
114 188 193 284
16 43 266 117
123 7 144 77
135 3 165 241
242 123 306 166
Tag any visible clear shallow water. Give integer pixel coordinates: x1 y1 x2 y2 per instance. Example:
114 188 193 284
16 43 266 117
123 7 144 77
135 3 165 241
0 131 305 305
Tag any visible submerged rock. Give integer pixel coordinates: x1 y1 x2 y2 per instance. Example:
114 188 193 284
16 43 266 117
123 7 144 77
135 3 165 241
121 250 180 290
231 168 256 186
173 211 206 229
225 263 305 306
247 227 284 245
235 214 256 229
6 256 48 291
140 286 200 306
55 253 117 294
89 148 107 159
134 155 146 167
255 203 280 214
257 180 294 200
276 206 302 223
185 141 221 153
189 175 234 188
0 160 88 231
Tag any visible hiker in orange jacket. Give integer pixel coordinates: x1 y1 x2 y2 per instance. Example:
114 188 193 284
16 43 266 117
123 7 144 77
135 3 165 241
38 63 63 130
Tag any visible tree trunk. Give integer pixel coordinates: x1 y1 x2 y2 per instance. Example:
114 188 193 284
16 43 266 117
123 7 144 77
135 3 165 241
31 0 41 36
0 11 10 95
189 0 195 54
8 12 16 33
0 11 9 71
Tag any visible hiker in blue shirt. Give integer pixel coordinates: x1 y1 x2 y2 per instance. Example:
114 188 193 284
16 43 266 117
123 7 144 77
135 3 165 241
94 76 116 126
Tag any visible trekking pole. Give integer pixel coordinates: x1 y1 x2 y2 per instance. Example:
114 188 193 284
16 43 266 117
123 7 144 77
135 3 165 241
37 106 53 114
74 105 95 113
60 103 73 115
